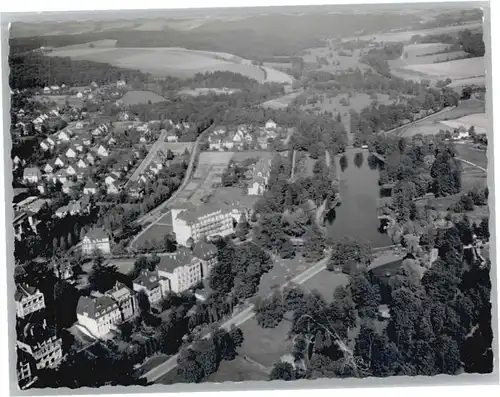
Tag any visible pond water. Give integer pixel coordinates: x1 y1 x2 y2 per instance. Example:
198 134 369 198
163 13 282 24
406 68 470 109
326 148 392 248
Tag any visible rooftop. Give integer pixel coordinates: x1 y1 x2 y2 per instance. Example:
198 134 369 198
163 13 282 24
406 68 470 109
84 227 108 241
133 270 161 291
15 284 40 302
157 249 198 273
76 295 118 319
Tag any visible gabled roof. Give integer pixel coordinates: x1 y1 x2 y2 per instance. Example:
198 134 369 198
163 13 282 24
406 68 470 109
23 167 41 178
133 270 161 291
192 242 218 260
84 227 108 241
15 283 40 302
76 295 117 319
157 249 198 273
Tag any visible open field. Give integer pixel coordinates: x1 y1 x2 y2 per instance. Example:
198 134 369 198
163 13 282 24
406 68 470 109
461 163 487 191
159 141 194 155
133 223 173 249
207 356 268 382
121 90 167 105
303 47 371 73
47 45 293 84
341 21 482 43
395 99 485 137
301 269 349 303
238 317 293 368
178 87 241 96
455 143 488 170
448 76 486 89
260 90 304 110
403 56 484 79
440 113 488 135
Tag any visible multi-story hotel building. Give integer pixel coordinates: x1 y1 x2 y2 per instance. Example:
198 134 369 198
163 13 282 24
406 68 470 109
15 284 45 319
76 293 122 339
172 202 248 247
157 243 218 294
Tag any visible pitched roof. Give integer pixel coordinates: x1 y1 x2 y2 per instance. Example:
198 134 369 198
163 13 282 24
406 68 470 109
192 242 218 260
85 227 108 241
157 249 198 273
76 295 117 319
14 283 40 302
23 167 41 178
176 202 233 224
133 270 161 291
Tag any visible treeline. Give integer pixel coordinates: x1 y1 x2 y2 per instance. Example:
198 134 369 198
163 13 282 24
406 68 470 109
410 28 484 57
360 43 404 76
350 86 460 144
8 53 160 90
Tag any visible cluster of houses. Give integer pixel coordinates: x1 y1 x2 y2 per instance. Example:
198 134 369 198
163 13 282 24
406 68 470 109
207 119 284 151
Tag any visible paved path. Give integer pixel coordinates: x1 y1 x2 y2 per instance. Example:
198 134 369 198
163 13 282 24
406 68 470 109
142 249 332 383
129 125 213 250
457 157 487 172
126 129 169 187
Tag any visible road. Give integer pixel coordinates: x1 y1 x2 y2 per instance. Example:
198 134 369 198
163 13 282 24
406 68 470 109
129 125 213 249
142 249 332 383
126 129 169 187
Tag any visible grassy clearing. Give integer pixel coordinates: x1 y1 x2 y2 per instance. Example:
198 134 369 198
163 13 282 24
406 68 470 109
397 99 485 137
455 143 488 169
261 90 304 110
238 317 293 368
133 224 173 249
440 113 488 135
301 269 349 303
403 56 484 80
121 90 167 106
341 22 482 43
207 356 268 382
159 142 194 155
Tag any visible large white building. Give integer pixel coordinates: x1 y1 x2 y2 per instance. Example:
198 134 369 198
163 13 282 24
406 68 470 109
15 284 45 319
16 321 63 371
171 202 245 247
157 243 218 294
76 283 136 339
76 293 122 339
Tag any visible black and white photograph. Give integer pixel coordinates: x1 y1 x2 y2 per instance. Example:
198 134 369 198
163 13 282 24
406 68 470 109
1 1 497 394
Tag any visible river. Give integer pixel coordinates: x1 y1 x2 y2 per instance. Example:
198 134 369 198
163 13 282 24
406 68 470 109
325 147 392 249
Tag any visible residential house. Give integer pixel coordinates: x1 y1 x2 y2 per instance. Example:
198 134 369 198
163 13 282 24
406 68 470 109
15 284 45 319
43 87 51 94
104 175 116 186
83 181 98 195
54 200 83 218
257 136 269 149
76 293 121 339
97 145 109 158
92 124 108 136
52 169 68 184
75 121 85 129
65 147 77 158
17 321 63 370
40 139 54 151
86 153 95 164
43 163 54 174
77 158 88 169
453 126 470 140
81 227 111 255
265 119 277 130
23 167 41 184
248 157 272 196
66 164 77 176
133 270 168 305
54 157 65 167
104 282 137 322
116 80 126 87
128 181 145 198
61 181 77 194
13 211 41 241
166 130 179 142
118 111 130 121
57 129 72 142
107 182 120 195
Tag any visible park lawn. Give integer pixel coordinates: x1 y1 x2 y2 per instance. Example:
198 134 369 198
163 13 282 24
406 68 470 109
207 356 268 383
238 316 293 368
121 90 167 106
460 163 487 191
301 269 349 303
133 224 173 249
455 143 488 169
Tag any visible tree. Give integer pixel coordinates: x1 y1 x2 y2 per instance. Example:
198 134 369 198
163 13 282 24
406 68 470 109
255 293 285 328
137 289 151 314
269 361 296 381
235 214 250 240
302 223 326 262
430 148 462 197
88 263 118 293
328 237 371 274
229 325 244 348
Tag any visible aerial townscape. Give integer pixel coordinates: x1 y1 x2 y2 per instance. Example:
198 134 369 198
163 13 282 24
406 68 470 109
8 3 492 391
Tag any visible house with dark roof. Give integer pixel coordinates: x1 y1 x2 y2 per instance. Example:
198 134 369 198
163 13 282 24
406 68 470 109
133 270 169 305
81 227 111 255
15 284 45 319
17 320 63 370
104 282 137 322
76 293 121 339
248 157 272 196
83 180 98 195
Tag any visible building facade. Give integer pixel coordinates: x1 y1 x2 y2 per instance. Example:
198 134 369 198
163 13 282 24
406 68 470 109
15 284 45 319
17 321 63 370
76 293 122 339
81 228 111 255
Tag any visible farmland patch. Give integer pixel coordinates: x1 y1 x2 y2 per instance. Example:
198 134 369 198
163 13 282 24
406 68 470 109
121 90 167 106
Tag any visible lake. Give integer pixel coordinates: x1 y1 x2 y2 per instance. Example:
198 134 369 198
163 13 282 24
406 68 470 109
326 148 392 249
